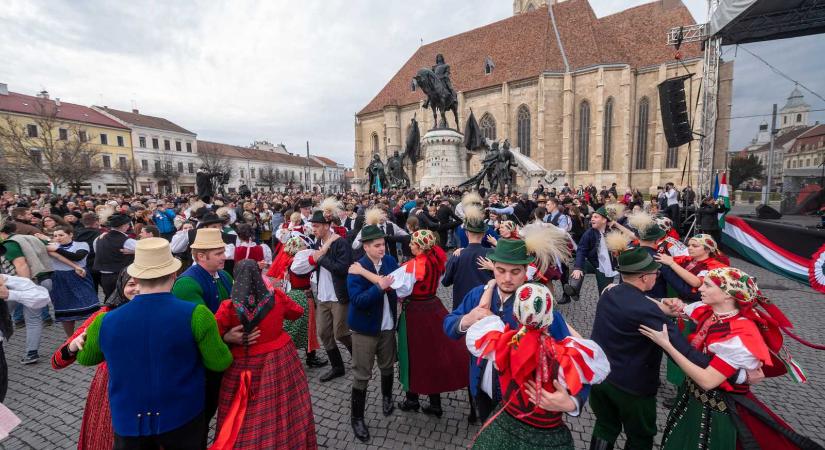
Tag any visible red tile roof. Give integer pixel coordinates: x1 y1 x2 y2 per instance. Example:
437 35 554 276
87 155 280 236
96 106 194 135
749 126 812 154
0 91 129 130
197 140 324 167
788 124 825 153
314 156 339 166
358 0 700 115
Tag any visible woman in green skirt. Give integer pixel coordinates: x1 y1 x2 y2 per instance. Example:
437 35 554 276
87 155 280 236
641 266 821 450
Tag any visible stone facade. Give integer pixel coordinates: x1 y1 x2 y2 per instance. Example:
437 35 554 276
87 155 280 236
354 1 733 194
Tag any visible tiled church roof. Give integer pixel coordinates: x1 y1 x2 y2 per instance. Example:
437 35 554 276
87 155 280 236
358 0 700 115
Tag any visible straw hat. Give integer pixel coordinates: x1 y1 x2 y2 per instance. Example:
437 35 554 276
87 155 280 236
127 237 182 279
190 228 226 250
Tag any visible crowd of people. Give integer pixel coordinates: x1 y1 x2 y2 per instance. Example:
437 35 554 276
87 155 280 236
0 182 821 450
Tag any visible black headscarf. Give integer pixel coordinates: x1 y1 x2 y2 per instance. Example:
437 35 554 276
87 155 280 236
231 260 275 333
103 268 134 310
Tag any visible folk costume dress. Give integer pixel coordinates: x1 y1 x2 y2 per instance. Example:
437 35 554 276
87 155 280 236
50 270 132 450
266 236 320 355
661 267 821 450
667 236 730 386
467 284 609 450
391 230 469 394
49 241 100 322
213 260 316 450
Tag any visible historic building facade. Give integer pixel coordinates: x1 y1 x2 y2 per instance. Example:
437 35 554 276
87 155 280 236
94 106 200 194
0 84 134 194
354 0 733 192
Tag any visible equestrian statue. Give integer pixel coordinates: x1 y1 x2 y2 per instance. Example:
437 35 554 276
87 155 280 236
413 54 459 130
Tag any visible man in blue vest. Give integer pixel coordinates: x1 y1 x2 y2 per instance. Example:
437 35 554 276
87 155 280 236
78 237 232 450
346 224 398 443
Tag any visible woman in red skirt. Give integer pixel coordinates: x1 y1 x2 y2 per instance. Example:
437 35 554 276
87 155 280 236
395 230 469 417
212 260 316 450
266 235 327 368
51 269 139 450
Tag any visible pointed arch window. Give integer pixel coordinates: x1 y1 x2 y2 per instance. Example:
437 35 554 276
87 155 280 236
517 105 531 157
479 113 496 141
602 98 613 170
666 147 679 168
371 132 379 153
578 101 590 171
635 97 650 170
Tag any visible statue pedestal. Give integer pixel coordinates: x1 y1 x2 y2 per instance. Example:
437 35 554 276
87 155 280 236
418 128 467 189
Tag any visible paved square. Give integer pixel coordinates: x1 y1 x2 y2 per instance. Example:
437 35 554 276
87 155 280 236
3 256 824 449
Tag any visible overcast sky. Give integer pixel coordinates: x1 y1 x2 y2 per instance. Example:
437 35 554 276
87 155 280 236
1 0 823 167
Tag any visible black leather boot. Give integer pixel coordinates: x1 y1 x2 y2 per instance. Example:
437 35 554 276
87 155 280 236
588 437 614 450
467 389 478 425
319 348 345 382
565 279 582 302
398 392 420 412
422 393 443 418
381 373 395 416
557 291 572 305
305 350 328 368
351 388 370 443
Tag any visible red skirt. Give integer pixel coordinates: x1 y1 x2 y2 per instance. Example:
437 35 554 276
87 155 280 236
404 296 469 394
216 341 316 450
78 363 113 450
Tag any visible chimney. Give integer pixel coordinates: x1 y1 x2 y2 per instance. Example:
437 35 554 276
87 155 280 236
55 98 61 106
132 108 139 114
0 83 7 96
38 90 49 99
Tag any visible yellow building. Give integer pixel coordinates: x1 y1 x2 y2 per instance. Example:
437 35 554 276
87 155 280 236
0 83 134 194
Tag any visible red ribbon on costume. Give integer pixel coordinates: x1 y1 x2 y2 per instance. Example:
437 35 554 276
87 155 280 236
209 370 251 450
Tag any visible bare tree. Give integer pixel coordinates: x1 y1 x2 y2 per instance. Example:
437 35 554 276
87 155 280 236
198 143 232 175
117 157 141 194
0 97 102 191
258 168 278 191
0 157 37 194
153 156 180 195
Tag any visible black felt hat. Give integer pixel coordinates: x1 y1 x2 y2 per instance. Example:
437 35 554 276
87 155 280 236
106 213 132 228
308 210 330 224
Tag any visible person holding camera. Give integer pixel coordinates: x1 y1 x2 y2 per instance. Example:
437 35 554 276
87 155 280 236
697 196 729 245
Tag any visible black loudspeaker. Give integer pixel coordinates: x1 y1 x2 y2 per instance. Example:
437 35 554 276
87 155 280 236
756 204 782 219
658 75 693 148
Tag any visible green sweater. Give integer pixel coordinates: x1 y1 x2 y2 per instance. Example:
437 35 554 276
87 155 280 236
171 271 233 310
77 304 233 372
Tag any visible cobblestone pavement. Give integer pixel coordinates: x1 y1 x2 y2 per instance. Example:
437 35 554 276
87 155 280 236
3 256 824 449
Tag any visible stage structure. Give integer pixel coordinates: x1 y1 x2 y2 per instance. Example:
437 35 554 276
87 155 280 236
667 0 825 196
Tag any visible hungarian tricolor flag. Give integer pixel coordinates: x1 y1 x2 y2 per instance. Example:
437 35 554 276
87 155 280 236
715 171 730 229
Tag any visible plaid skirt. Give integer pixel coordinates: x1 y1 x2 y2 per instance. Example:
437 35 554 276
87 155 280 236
78 363 113 450
216 341 316 450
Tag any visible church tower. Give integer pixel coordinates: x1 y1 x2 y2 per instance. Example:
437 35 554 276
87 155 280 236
513 0 556 15
779 86 810 130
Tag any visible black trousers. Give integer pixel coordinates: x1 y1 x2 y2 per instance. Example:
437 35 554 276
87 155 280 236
100 272 120 300
474 391 497 422
201 370 223 447
114 411 204 450
0 342 7 403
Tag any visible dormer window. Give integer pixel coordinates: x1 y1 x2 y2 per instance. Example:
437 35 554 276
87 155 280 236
484 56 495 75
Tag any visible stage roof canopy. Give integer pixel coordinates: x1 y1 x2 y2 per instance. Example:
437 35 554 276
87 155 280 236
709 0 825 44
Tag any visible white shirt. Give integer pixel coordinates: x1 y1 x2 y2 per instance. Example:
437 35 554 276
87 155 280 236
374 260 394 331
0 274 51 341
315 235 337 303
596 231 618 278
666 188 679 206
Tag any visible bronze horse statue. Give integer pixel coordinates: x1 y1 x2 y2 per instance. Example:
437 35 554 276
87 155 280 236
414 68 459 130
